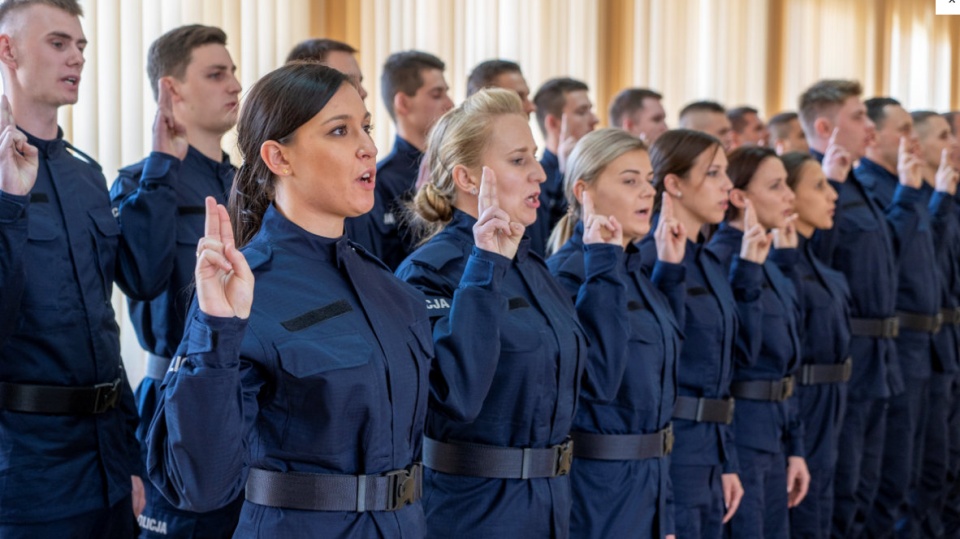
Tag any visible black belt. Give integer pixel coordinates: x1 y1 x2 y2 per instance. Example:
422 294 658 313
422 436 572 479
850 316 899 338
730 376 796 402
0 377 122 414
672 396 735 424
898 311 943 334
145 353 171 381
799 357 853 385
942 307 960 326
245 464 422 512
571 424 673 460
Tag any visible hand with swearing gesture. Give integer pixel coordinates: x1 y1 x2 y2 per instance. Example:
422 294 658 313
821 127 851 182
772 213 799 249
0 95 38 196
557 113 578 174
580 190 623 247
195 197 254 319
472 167 525 259
740 199 773 264
935 147 959 195
897 136 924 189
152 78 189 160
654 192 686 264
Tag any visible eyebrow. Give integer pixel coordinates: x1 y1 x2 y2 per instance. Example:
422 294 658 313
322 112 372 124
619 169 643 175
48 31 86 45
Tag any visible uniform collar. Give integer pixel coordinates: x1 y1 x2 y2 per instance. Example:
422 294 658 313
260 204 341 263
185 145 233 173
390 135 423 166
541 149 559 169
449 208 531 262
711 222 743 245
21 126 66 158
856 157 896 189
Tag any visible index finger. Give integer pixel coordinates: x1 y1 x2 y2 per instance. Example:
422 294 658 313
581 189 595 220
0 95 12 130
158 78 174 117
828 127 839 148
941 148 950 170
743 198 756 228
477 166 498 214
560 112 569 139
204 196 220 239
217 203 235 247
661 190 674 219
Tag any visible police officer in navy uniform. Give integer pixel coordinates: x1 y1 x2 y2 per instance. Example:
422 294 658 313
0 0 142 536
855 98 936 539
712 147 810 538
640 129 766 539
547 128 686 539
797 80 901 538
397 89 624 538
530 77 599 257
345 50 453 269
110 25 244 538
147 63 433 538
780 151 853 539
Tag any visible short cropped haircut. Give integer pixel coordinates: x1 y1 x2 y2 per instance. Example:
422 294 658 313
911 110 941 131
943 112 959 135
147 25 227 101
864 97 901 130
679 100 726 122
533 77 589 136
0 0 81 26
728 106 759 133
767 111 799 145
380 50 446 121
608 88 663 128
466 59 522 97
285 38 356 64
798 79 863 139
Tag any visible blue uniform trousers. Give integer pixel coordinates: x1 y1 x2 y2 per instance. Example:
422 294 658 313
832 397 888 538
725 446 788 539
0 495 135 539
672 464 724 539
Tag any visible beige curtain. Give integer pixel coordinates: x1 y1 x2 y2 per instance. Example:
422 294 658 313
45 0 957 386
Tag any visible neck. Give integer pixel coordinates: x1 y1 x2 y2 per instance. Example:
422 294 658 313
673 203 706 243
8 92 60 140
186 127 226 162
274 191 346 239
545 132 559 155
921 164 936 187
396 122 426 152
796 220 815 238
452 196 479 220
727 216 745 232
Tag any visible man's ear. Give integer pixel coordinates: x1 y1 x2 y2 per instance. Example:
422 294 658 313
814 117 833 142
394 93 409 117
0 34 17 70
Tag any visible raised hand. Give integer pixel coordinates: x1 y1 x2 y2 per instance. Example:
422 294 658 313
821 127 851 182
0 95 38 196
152 78 189 160
897 136 923 189
740 199 772 264
935 147 959 195
473 166 525 259
196 197 254 319
581 190 623 247
772 213 799 249
557 113 577 174
655 191 686 263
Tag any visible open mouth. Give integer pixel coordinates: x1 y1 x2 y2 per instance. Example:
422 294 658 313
358 170 374 184
526 193 540 207
62 76 79 87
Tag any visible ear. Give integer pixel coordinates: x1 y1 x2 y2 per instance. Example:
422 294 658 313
813 117 832 141
728 187 748 211
161 76 184 103
451 163 478 195
731 131 743 148
545 113 561 135
663 173 682 198
572 179 587 206
260 140 292 177
0 34 17 70
394 92 409 117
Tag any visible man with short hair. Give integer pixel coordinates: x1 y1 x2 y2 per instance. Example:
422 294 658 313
796 80 905 539
727 106 768 149
0 0 143 536
766 111 809 155
678 100 734 152
531 77 598 255
286 38 367 100
608 87 668 143
345 50 453 270
856 98 942 539
110 24 244 539
466 59 535 117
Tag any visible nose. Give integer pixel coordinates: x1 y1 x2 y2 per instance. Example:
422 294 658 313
523 98 535 116
358 133 378 160
533 162 547 184
228 74 242 95
358 85 369 101
442 94 454 112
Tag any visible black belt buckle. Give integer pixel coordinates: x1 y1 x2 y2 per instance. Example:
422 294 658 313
934 312 944 334
555 439 573 476
386 464 419 511
662 424 675 456
725 398 736 424
781 376 795 400
92 378 121 414
842 357 853 382
885 317 900 338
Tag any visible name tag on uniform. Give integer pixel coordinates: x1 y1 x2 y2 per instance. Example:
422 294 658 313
384 212 396 226
424 296 452 317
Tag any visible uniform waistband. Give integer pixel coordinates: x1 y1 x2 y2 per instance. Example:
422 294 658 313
422 436 573 479
571 424 674 460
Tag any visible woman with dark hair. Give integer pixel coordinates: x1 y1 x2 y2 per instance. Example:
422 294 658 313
709 146 810 538
396 88 625 538
780 151 851 539
638 129 767 539
547 128 686 539
146 63 433 538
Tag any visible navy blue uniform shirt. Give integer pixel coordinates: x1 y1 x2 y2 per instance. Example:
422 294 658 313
527 149 565 257
856 157 937 379
345 135 422 269
810 151 902 400
0 128 139 523
396 209 604 538
708 224 805 457
147 206 432 538
925 185 960 374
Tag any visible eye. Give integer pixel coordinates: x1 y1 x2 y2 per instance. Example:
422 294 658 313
51 40 64 49
209 72 224 80
512 157 524 166
622 178 636 186
363 123 374 134
330 125 347 136
706 169 719 177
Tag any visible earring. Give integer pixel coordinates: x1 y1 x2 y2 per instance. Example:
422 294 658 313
470 187 478 195
283 168 291 175
674 191 683 199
